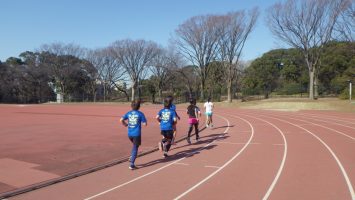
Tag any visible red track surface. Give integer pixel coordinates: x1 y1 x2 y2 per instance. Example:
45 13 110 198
1 104 354 200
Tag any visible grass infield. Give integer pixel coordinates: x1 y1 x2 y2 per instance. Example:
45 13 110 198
214 98 355 112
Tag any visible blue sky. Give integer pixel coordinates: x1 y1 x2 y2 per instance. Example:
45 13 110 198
0 0 285 62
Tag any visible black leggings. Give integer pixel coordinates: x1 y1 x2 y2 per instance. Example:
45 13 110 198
188 123 199 139
161 130 174 152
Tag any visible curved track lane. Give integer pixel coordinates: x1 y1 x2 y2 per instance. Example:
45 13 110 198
9 108 355 200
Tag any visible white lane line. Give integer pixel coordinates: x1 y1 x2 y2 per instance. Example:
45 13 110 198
267 115 355 200
294 113 355 125
270 114 355 141
84 158 187 200
204 165 221 169
174 163 189 166
239 114 288 200
84 114 231 200
299 115 355 130
174 114 254 200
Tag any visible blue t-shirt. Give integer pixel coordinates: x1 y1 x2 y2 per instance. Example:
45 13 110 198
122 110 147 137
170 104 176 112
170 103 179 118
157 108 176 131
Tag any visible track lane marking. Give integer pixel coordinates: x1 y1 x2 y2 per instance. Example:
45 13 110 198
227 110 354 199
300 115 355 130
265 115 355 200
174 114 253 200
84 114 231 200
173 163 189 166
275 112 355 131
237 114 288 200
204 166 221 169
290 113 355 125
269 113 355 141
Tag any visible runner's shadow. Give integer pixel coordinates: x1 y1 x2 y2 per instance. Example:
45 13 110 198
137 144 217 169
198 133 230 140
211 125 234 130
137 133 230 169
197 126 207 132
171 134 230 151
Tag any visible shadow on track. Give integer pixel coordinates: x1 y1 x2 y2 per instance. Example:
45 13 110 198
210 125 234 130
137 133 230 169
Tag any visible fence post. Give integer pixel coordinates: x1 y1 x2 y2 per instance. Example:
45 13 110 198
348 80 352 102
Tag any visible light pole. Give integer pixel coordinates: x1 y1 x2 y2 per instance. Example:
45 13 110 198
348 80 352 102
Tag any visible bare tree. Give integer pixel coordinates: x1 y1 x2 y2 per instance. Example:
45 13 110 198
38 42 87 101
150 47 170 99
334 0 355 41
110 39 159 101
218 8 259 102
40 42 85 58
175 14 221 100
267 0 349 99
86 49 105 101
86 48 128 101
176 66 199 98
150 46 186 99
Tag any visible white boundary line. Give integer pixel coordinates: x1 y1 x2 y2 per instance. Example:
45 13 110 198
293 113 355 125
173 162 189 166
84 114 231 200
269 113 355 141
204 165 221 169
266 115 355 200
239 114 288 200
303 116 355 130
278 113 355 130
174 114 254 200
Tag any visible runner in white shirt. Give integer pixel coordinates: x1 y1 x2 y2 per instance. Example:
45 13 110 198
203 97 214 127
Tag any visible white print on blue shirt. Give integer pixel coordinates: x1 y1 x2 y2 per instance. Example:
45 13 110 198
128 113 139 127
161 111 171 122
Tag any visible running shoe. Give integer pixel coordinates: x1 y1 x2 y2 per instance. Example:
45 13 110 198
129 165 137 170
186 137 191 144
163 152 168 158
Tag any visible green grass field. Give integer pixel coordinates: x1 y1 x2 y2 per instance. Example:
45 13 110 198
215 98 355 112
39 97 355 113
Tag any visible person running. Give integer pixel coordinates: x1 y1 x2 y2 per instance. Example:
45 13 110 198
157 98 177 157
120 100 147 170
204 97 214 127
186 98 201 144
165 96 180 144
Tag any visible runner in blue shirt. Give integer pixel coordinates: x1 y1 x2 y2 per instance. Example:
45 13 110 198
166 96 180 144
120 100 147 170
156 98 177 157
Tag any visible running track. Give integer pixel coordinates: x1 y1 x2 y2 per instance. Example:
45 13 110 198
6 107 355 200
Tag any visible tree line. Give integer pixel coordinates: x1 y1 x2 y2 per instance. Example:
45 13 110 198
242 41 354 99
0 0 353 103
